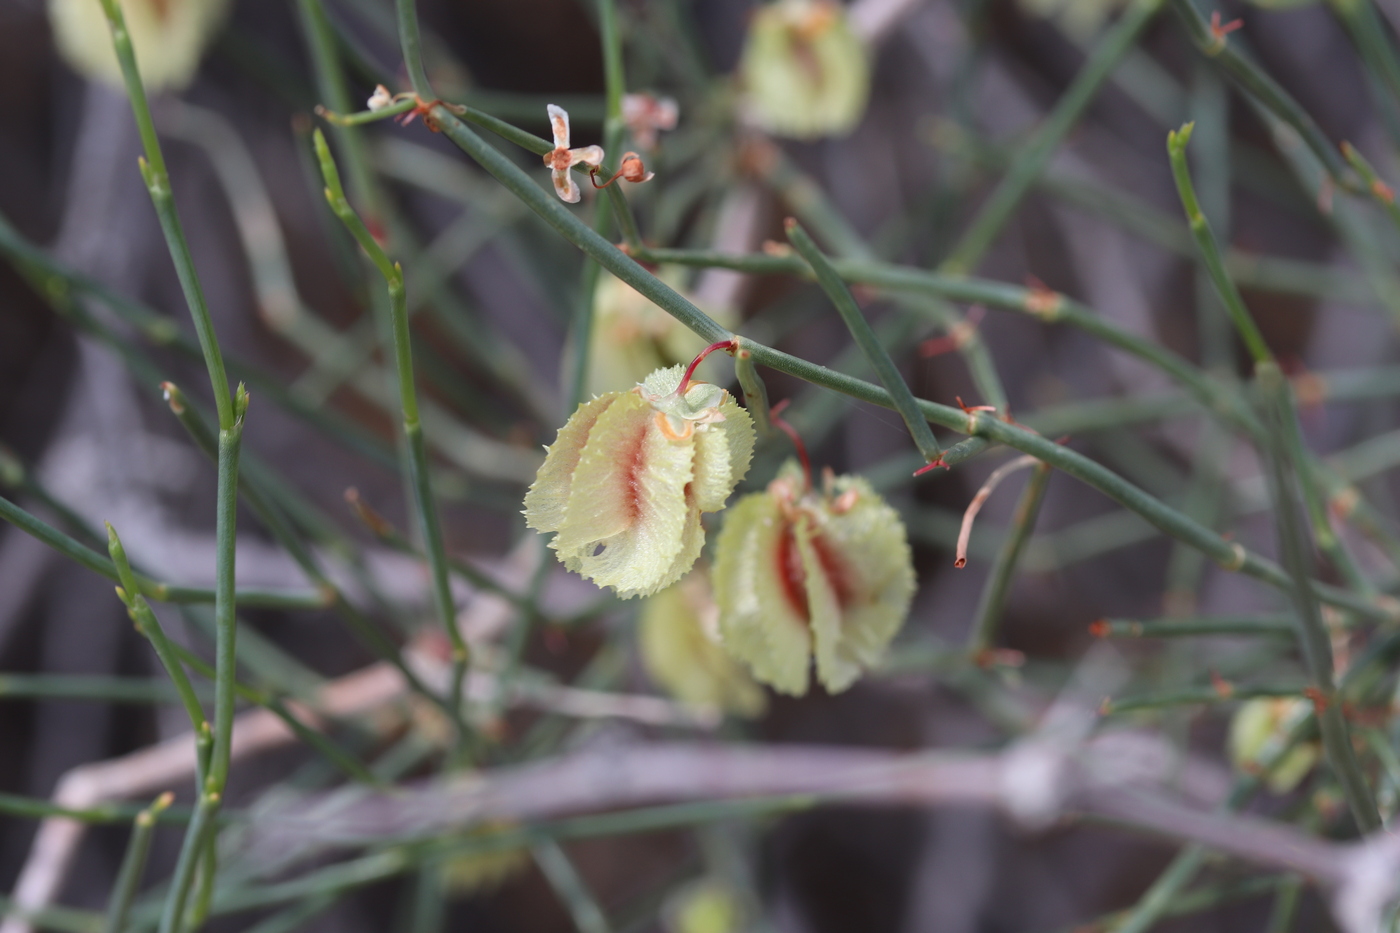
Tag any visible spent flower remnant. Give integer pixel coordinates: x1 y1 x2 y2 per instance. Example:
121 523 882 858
738 0 870 139
640 570 767 717
367 84 395 112
524 365 755 598
622 92 679 151
544 104 605 203
714 461 915 694
50 0 229 91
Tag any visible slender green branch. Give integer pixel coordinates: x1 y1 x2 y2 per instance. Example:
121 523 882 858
314 129 467 699
94 0 232 429
1256 362 1379 832
1340 141 1400 235
941 0 1160 273
966 461 1052 657
533 840 613 933
103 792 173 933
395 0 433 98
1168 123 1271 363
1326 0 1400 119
0 674 209 706
0 478 319 610
1167 0 1360 192
159 795 218 933
1092 615 1295 638
1103 682 1305 714
733 337 773 435
108 525 209 731
786 219 942 465
205 388 247 794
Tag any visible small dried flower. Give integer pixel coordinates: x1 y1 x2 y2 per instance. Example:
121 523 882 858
544 103 604 203
713 462 915 694
738 0 870 140
593 152 655 189
49 0 230 91
622 92 679 150
640 570 767 717
367 84 394 111
524 365 755 598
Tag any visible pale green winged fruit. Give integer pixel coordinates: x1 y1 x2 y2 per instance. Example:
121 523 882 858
738 0 871 140
524 365 755 598
1228 697 1320 794
713 461 915 694
640 570 767 717
49 0 230 91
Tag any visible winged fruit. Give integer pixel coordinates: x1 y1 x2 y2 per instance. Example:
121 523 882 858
524 365 755 598
713 461 915 694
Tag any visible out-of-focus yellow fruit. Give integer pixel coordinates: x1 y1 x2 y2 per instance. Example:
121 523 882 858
738 0 870 139
49 0 230 91
713 461 915 694
1228 697 1319 794
640 570 767 717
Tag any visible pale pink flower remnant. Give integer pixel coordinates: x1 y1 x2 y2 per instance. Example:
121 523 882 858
544 104 604 203
622 93 679 150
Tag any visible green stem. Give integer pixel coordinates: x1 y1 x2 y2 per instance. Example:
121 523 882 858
0 674 209 706
533 840 613 933
205 399 246 795
103 792 173 933
0 792 190 824
1167 0 1359 192
1265 876 1302 933
733 337 773 434
966 461 1052 657
158 794 218 933
1256 361 1379 832
1167 122 1272 364
107 524 209 732
94 0 232 429
941 0 1160 273
395 0 433 98
1340 141 1400 236
1092 615 1295 638
786 219 942 465
1102 683 1305 713
314 129 468 702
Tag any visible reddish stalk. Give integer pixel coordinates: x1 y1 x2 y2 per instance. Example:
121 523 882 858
954 455 1039 568
675 339 737 396
769 399 812 491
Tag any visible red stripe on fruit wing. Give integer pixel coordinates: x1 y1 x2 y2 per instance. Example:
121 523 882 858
775 519 810 621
